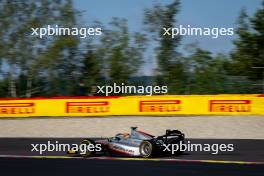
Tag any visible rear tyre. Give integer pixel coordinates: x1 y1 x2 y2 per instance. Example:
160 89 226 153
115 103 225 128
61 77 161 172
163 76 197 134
139 140 155 158
80 139 96 157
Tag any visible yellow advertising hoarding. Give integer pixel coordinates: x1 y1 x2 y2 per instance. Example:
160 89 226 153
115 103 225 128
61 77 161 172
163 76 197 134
0 95 263 117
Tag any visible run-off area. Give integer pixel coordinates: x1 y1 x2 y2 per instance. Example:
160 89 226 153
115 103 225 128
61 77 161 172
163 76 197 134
0 116 263 139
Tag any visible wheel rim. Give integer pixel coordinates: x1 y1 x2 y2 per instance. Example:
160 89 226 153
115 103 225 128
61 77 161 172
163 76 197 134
80 140 91 156
140 142 152 157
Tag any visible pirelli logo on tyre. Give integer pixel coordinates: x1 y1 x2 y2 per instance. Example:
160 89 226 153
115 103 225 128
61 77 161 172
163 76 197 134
209 100 251 112
66 101 110 113
0 103 35 114
139 100 181 112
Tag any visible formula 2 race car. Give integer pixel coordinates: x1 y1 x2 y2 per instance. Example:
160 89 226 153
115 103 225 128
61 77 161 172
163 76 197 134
67 127 185 158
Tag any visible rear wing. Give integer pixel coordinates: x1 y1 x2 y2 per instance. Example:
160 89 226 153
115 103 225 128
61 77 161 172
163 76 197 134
166 130 184 137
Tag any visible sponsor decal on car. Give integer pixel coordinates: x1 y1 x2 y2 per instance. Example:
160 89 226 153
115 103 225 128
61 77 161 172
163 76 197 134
110 143 135 155
66 101 110 113
139 100 181 112
209 100 251 112
0 103 35 114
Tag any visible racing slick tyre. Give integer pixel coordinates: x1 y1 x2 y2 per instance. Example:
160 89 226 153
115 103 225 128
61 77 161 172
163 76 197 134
139 140 156 158
80 139 96 157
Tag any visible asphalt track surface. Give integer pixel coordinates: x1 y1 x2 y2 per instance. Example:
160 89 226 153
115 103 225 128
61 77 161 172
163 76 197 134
0 138 264 176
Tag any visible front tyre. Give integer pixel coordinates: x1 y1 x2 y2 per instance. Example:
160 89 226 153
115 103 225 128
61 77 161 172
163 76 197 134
80 139 96 157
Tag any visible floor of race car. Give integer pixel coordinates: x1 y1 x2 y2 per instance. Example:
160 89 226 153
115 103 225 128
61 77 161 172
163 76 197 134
0 138 263 176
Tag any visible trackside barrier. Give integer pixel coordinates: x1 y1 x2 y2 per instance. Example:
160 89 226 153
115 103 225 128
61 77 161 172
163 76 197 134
0 95 263 117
